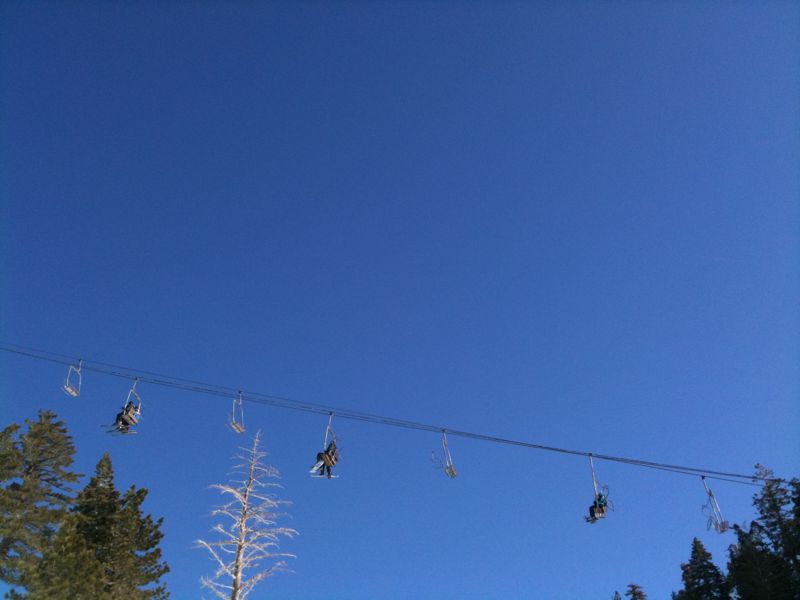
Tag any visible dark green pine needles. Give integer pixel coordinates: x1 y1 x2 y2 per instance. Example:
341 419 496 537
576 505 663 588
672 538 729 600
0 411 80 589
0 412 170 599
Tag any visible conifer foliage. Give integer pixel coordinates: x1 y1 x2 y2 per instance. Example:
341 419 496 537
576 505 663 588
0 413 169 599
727 466 800 600
672 538 729 600
666 466 800 600
625 583 647 599
58 453 169 599
21 518 110 600
0 411 80 590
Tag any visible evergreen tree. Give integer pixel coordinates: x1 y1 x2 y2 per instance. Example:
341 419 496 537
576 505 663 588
23 517 110 600
625 583 647 599
727 466 800 599
790 479 800 588
0 425 20 483
672 538 729 600
612 592 623 600
0 423 22 584
753 465 799 576
728 522 790 600
0 412 79 589
65 453 170 599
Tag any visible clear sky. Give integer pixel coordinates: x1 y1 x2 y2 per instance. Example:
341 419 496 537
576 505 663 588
1 1 798 598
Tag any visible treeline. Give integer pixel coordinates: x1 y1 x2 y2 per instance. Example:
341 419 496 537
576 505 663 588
614 467 800 599
2 411 798 599
0 411 168 599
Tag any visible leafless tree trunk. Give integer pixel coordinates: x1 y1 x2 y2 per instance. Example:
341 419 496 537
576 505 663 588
196 431 297 600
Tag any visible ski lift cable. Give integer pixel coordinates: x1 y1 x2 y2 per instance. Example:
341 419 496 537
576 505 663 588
1 342 239 396
0 343 774 486
0 343 782 487
0 343 772 486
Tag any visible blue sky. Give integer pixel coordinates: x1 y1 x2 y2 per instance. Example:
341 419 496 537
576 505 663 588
1 1 798 598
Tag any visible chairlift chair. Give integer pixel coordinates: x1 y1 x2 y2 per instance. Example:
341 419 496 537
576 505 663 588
586 454 611 524
125 378 142 418
431 430 458 478
701 476 729 533
62 360 83 397
111 378 142 435
309 413 339 478
229 391 245 434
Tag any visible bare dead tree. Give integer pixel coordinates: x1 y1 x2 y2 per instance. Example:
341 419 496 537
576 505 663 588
195 430 297 600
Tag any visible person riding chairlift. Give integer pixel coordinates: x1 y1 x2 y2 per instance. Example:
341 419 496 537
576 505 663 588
587 492 607 522
114 400 138 433
316 440 339 478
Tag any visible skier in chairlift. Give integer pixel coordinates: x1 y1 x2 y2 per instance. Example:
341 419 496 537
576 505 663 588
587 492 607 523
316 439 339 478
114 400 138 433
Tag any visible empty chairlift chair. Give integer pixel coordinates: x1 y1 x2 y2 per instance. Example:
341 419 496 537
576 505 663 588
62 360 83 397
229 391 245 434
701 476 729 533
432 430 458 478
